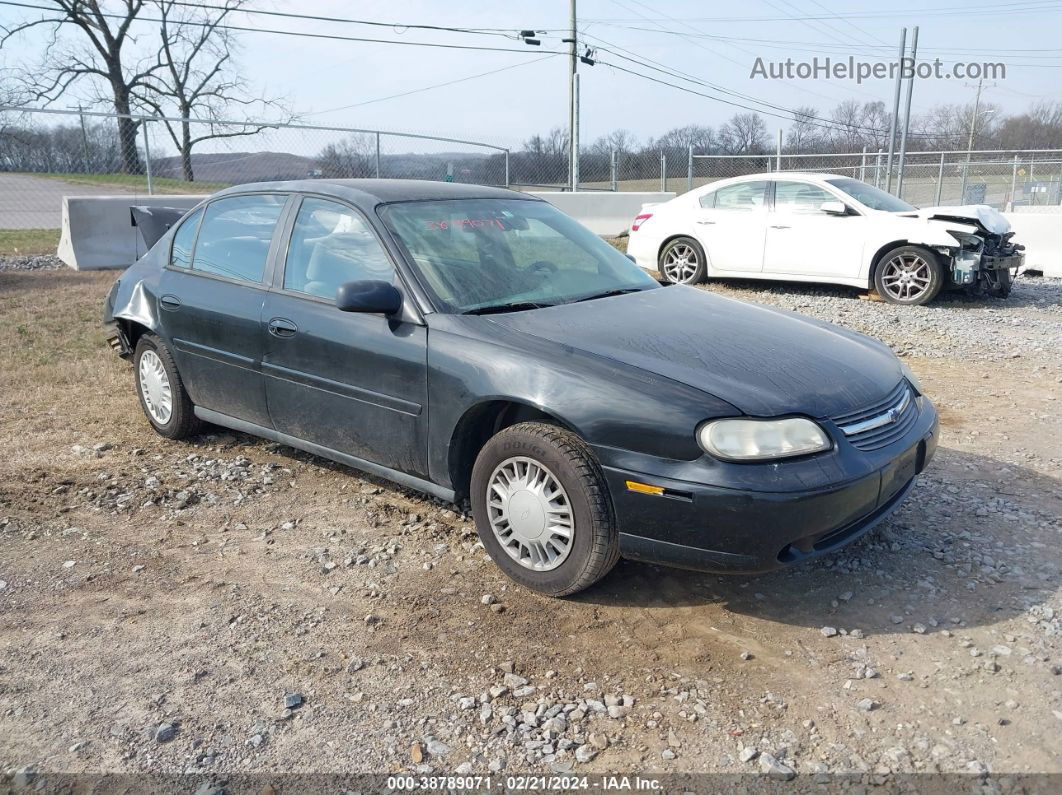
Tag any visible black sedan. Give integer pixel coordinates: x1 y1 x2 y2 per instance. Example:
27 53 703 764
105 180 938 596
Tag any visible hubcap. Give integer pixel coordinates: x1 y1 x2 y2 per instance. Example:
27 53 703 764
486 457 574 571
881 254 931 301
662 243 699 283
138 349 173 425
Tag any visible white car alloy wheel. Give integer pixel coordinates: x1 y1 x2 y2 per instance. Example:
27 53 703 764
486 456 574 571
880 253 933 302
661 242 700 284
138 349 173 425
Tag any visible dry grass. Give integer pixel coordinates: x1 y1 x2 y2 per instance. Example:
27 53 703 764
0 270 140 476
0 228 61 256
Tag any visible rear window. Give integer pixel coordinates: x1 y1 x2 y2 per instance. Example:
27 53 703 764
191 194 286 283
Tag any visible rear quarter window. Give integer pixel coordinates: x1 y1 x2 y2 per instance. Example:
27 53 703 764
169 207 203 269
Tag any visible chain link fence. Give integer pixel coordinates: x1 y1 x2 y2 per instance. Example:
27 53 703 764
4 105 1062 231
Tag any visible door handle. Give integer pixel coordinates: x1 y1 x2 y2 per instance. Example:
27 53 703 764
268 318 298 338
159 294 181 310
696 219 715 225
770 224 791 229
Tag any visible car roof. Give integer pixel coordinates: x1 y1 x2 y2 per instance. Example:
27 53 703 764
705 172 851 188
211 178 537 210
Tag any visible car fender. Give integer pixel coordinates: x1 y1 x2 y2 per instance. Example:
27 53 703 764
859 216 975 282
424 314 740 492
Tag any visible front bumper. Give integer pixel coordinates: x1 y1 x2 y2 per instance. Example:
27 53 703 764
981 251 1024 272
604 405 939 575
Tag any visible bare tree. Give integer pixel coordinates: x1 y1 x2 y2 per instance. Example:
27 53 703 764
1 0 159 174
316 134 376 178
650 124 715 154
588 128 638 157
132 0 291 182
718 112 768 154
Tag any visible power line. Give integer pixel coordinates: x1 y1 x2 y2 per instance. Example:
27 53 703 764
304 55 559 116
0 1 569 55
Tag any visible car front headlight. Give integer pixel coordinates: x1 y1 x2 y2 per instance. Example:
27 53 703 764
697 417 832 462
899 360 923 394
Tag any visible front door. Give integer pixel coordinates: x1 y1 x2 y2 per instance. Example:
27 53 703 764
694 179 769 273
158 193 288 427
262 196 429 477
763 180 867 279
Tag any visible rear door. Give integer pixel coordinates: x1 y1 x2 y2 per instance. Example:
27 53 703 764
763 180 867 278
261 195 429 477
693 180 769 273
158 193 290 427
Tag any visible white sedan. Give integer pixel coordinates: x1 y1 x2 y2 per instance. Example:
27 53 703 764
626 172 1024 305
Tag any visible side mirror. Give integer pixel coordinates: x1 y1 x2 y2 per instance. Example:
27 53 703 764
336 280 403 315
820 200 848 216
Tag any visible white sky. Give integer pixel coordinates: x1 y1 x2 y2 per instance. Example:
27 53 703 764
2 0 1061 149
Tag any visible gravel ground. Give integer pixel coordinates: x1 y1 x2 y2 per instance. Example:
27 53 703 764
0 269 1059 786
0 254 65 272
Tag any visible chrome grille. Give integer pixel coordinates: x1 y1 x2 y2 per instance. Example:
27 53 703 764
832 382 917 451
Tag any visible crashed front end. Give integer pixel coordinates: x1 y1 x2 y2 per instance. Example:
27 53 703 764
923 208 1025 298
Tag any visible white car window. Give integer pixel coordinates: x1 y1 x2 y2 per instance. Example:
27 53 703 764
774 181 837 214
702 181 768 211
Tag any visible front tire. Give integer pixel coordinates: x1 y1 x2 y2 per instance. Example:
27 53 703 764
659 237 707 284
874 245 944 305
133 334 200 439
470 422 619 597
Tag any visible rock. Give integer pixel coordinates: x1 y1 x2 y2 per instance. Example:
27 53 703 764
284 692 303 709
575 744 596 763
897 672 914 681
857 698 880 712
588 732 609 750
759 752 796 781
739 746 759 763
426 739 451 756
607 705 629 719
410 742 424 763
661 749 676 760
740 651 753 661
821 626 838 637
480 594 496 605
154 722 177 743
63 560 76 569
503 672 529 688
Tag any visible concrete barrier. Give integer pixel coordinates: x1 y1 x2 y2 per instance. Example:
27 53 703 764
1003 207 1062 277
529 191 675 236
58 194 207 270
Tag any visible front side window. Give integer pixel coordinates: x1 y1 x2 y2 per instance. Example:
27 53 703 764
380 198 657 314
773 181 837 213
283 198 394 300
191 194 286 283
170 207 203 269
708 181 769 211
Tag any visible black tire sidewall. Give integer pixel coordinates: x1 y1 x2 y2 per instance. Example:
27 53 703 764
874 245 944 305
659 237 708 284
471 427 605 596
133 336 183 437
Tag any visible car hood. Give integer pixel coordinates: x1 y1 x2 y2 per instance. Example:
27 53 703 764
893 204 1010 235
485 286 903 418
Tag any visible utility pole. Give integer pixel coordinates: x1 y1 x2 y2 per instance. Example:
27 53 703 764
884 27 907 193
960 76 985 202
567 0 578 192
896 25 918 198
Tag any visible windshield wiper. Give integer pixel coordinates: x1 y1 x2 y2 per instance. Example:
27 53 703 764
463 300 556 315
568 287 647 304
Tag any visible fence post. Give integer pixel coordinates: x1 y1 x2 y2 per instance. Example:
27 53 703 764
875 149 883 187
660 152 667 193
1010 154 1019 209
375 132 381 178
776 129 782 171
687 145 694 193
610 149 617 191
935 151 945 205
860 146 867 181
504 149 510 188
142 118 154 195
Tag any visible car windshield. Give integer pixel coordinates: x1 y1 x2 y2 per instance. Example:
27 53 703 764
826 178 917 212
379 198 658 314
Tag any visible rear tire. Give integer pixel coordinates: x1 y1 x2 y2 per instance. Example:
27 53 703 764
874 245 944 305
659 237 708 285
133 334 200 439
470 422 619 597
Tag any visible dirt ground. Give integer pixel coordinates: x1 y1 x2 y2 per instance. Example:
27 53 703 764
1 268 1060 783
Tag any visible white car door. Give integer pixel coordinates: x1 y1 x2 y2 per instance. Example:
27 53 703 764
762 180 867 279
694 180 769 273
